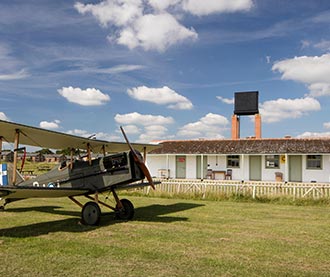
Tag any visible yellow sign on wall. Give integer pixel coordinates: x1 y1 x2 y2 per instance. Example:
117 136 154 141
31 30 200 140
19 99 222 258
280 155 286 163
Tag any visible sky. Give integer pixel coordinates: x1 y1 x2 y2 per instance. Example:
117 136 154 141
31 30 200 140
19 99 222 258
1 0 330 146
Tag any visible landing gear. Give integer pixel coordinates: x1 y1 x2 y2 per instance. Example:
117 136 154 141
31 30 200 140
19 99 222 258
69 189 135 226
0 199 9 211
81 201 101 226
115 199 134 220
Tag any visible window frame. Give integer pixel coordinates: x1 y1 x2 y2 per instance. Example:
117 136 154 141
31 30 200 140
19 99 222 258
265 155 280 169
227 155 240 168
306 155 322 170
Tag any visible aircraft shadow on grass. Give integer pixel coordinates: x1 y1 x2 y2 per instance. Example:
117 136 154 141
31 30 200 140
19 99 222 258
0 202 204 238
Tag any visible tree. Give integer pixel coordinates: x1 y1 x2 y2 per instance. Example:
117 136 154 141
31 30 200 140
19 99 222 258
36 148 54 155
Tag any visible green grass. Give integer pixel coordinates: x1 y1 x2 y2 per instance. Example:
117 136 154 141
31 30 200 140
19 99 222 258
17 160 58 176
1 195 330 276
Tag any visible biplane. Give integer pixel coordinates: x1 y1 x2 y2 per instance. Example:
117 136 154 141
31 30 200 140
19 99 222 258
0 119 160 225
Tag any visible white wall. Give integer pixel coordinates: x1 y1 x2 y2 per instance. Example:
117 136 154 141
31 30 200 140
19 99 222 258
207 156 227 171
303 154 330 183
147 154 176 178
260 156 286 182
147 154 330 182
146 155 166 178
186 156 196 179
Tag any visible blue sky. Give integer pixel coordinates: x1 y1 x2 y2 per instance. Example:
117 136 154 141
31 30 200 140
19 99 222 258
1 0 330 144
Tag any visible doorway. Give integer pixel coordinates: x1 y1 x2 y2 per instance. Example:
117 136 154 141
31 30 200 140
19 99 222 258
249 155 261 181
289 155 302 182
196 156 207 179
176 156 186 179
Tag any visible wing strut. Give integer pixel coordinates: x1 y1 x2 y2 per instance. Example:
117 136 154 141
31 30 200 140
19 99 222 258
12 129 20 185
87 143 92 165
0 136 3 157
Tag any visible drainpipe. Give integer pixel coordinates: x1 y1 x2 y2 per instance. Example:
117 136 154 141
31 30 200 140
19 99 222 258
201 154 204 181
284 154 288 182
241 154 245 181
166 154 169 179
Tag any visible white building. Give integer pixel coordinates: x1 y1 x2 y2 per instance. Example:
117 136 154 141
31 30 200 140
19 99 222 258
147 138 330 183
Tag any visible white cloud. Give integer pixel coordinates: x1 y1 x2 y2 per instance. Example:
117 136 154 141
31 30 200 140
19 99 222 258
216 96 234 104
178 113 229 139
324 122 330 129
259 97 321 123
75 0 253 52
114 112 174 126
58 86 110 106
182 0 254 16
0 69 29 81
127 86 193 110
74 0 142 27
138 125 170 142
297 131 330 138
76 1 197 52
307 83 330 97
116 13 197 52
273 54 330 84
147 0 181 11
120 124 141 135
96 64 144 74
0 44 28 80
67 129 120 141
300 40 310 49
0 112 10 121
314 40 330 51
114 112 175 142
272 54 330 97
39 120 61 130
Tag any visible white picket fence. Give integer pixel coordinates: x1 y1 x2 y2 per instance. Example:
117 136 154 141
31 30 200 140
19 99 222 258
142 179 330 199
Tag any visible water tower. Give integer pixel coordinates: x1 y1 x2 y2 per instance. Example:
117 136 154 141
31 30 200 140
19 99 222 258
232 91 261 139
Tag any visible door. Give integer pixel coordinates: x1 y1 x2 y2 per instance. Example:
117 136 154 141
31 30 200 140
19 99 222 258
289 155 302 182
196 156 207 179
176 156 186 179
249 155 261 181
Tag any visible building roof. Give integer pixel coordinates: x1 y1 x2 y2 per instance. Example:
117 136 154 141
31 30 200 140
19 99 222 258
150 138 330 155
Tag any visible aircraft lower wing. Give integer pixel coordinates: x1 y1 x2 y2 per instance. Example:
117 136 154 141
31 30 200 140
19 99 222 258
0 181 160 200
0 186 90 200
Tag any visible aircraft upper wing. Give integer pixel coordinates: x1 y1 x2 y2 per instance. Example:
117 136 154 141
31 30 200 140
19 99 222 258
0 120 160 153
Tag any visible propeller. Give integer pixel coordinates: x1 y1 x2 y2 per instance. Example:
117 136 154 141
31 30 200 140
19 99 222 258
120 126 155 190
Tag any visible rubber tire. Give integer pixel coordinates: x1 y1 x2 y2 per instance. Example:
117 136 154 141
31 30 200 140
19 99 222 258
81 201 101 226
115 199 134 220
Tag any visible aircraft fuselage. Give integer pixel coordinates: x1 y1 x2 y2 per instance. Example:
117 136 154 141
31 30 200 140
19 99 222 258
18 151 144 192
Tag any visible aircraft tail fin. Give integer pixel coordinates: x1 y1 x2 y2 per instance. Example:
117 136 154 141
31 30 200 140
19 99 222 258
0 163 8 186
0 163 24 186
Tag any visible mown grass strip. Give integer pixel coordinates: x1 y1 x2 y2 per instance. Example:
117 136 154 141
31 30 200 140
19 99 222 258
1 196 330 276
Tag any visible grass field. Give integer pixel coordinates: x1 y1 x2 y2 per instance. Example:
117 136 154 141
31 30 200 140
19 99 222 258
1 195 330 276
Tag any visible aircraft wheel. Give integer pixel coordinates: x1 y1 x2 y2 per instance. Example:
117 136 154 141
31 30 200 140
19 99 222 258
81 201 101 226
115 199 134 220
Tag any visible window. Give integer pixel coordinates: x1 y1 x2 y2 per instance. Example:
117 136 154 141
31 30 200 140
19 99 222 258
265 155 279 169
227 155 240 168
306 155 322 169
